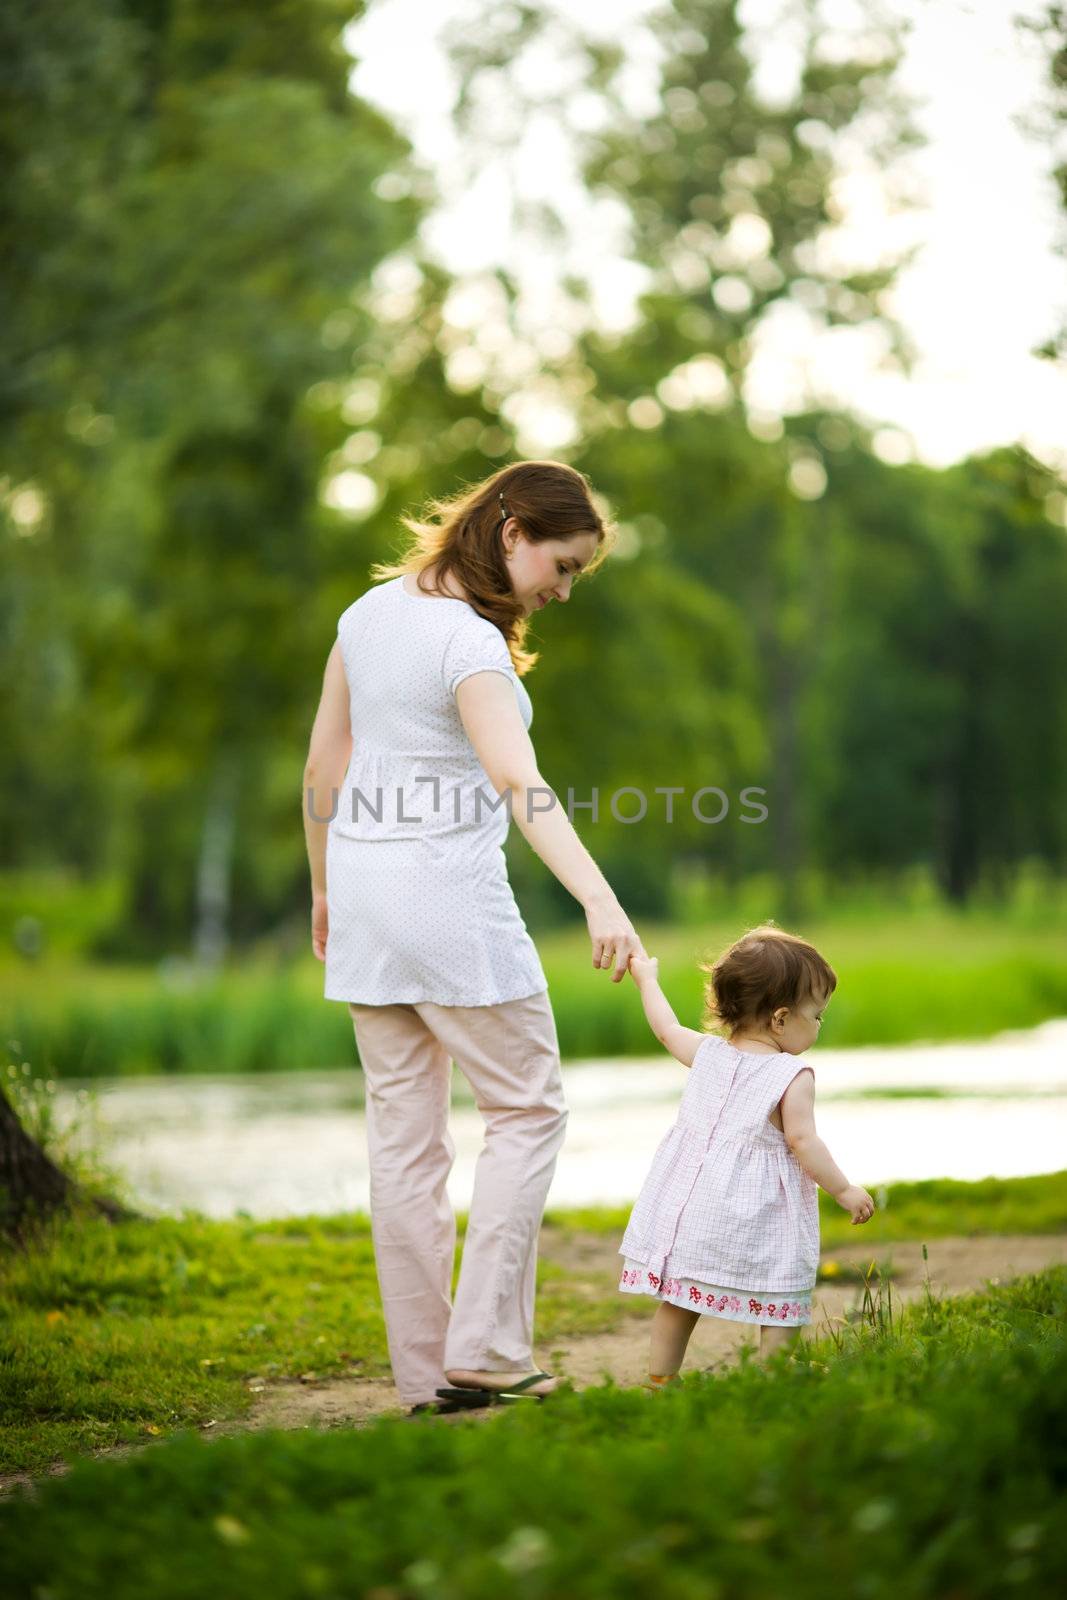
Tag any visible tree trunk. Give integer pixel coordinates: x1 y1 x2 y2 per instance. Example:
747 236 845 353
194 755 239 973
0 1084 144 1249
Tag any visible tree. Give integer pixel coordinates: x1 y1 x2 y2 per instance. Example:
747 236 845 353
442 0 924 920
1 0 422 960
1018 5 1067 362
0 1083 143 1248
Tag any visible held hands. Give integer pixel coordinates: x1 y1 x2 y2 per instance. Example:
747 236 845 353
585 896 647 983
834 1184 875 1225
626 953 659 987
311 892 329 962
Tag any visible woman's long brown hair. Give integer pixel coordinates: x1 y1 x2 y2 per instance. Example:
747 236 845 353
370 459 617 675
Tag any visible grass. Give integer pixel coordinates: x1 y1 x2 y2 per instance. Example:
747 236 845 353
0 1207 636 1478
2 1169 1065 1478
2 900 1066 1076
0 1267 1064 1597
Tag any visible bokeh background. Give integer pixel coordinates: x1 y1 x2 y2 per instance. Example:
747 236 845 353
6 3 1067 1550
3 0 1067 1108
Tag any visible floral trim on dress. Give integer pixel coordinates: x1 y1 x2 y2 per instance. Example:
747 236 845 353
618 1262 812 1326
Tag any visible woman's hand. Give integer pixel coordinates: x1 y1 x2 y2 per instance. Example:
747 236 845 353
311 891 329 962
585 894 647 983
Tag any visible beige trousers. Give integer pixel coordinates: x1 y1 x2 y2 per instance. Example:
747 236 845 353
347 989 568 1407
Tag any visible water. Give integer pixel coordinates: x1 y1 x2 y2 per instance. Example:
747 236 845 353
51 1017 1067 1220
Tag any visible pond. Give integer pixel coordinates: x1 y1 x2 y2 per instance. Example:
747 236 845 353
50 1016 1067 1220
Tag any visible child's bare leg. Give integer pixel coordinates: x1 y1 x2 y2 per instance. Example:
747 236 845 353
649 1301 701 1379
759 1324 801 1362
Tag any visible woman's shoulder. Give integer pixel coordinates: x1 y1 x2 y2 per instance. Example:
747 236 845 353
335 580 514 687
447 606 504 639
337 578 396 632
337 577 480 634
442 608 514 683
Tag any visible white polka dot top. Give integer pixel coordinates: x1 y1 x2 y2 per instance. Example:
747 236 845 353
332 575 531 842
322 575 548 1007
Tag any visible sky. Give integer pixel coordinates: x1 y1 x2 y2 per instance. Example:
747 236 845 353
346 0 1067 479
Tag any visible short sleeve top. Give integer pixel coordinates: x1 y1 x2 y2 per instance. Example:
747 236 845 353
330 575 532 844
443 613 515 697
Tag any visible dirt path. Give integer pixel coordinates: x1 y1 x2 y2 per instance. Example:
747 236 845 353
3 1232 1065 1500
539 1229 1067 1393
245 1231 1067 1428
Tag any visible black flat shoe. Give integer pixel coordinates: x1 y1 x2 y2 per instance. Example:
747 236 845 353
431 1388 499 1414
410 1393 493 1416
433 1372 561 1409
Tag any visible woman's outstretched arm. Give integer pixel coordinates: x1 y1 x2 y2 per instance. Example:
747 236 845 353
456 670 646 981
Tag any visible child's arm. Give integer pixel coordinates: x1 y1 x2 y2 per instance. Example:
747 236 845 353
626 954 705 1068
780 1070 874 1224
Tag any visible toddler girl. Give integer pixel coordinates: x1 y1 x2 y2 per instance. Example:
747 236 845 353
619 924 873 1384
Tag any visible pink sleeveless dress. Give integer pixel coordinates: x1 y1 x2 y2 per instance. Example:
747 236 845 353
618 1034 820 1326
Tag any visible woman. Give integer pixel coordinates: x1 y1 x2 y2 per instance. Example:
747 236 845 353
302 459 646 1414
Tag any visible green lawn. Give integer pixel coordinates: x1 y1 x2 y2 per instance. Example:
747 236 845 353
2 1170 1065 1478
1 1265 1064 1598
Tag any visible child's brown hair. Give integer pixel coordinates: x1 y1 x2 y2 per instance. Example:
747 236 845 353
699 922 837 1034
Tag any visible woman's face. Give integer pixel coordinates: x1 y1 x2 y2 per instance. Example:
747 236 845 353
502 525 599 616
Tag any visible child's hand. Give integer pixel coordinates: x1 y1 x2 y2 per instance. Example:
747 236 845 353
834 1184 875 1225
627 953 659 986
